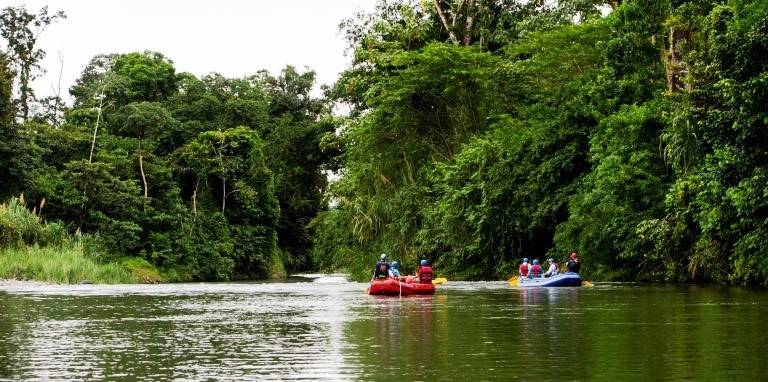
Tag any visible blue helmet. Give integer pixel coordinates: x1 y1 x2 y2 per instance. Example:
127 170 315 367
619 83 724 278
380 253 387 260
523 258 529 263
420 259 428 266
533 259 539 265
391 261 399 269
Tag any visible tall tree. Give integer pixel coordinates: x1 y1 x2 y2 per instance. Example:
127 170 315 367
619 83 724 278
0 53 17 196
260 67 332 271
110 102 175 203
177 126 280 277
0 6 65 121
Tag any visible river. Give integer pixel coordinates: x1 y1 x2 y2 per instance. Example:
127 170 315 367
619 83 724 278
0 278 766 381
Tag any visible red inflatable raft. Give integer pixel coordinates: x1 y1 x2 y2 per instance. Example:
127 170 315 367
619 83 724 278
367 277 436 296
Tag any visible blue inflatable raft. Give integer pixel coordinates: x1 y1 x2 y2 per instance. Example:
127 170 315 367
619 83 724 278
518 272 582 287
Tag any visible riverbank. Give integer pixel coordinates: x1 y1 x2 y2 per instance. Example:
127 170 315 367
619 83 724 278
0 244 138 284
0 244 296 285
0 278 54 288
1 196 156 285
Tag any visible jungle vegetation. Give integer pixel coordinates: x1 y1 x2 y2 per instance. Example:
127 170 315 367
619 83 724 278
1 0 767 284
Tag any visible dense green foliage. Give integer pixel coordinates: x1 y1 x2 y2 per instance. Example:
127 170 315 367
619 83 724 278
0 7 334 281
313 0 768 285
2 1 767 284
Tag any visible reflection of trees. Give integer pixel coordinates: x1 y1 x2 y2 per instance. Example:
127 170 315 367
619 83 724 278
0 293 27 378
346 295 445 380
346 292 531 380
346 286 768 381
4 285 767 381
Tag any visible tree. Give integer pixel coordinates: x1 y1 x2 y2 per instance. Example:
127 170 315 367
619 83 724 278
177 126 280 277
70 52 177 109
110 102 175 202
432 0 477 46
0 5 65 121
108 51 177 105
0 53 17 197
69 54 117 108
260 67 332 271
50 160 144 254
0 54 12 126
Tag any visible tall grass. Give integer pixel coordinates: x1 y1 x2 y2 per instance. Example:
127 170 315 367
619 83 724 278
0 243 138 284
0 196 138 284
0 196 67 248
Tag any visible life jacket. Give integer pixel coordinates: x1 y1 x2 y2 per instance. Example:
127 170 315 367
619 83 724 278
519 263 530 277
374 261 390 278
531 264 542 277
418 266 433 283
567 259 580 273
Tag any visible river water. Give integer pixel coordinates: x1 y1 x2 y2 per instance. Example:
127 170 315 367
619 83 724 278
0 278 766 381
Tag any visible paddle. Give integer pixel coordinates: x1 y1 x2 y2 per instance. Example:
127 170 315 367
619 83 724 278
582 280 594 287
432 277 447 285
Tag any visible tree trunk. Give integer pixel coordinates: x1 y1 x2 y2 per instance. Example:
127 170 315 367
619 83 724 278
192 179 198 217
434 0 460 44
665 26 690 93
50 51 64 127
451 0 464 26
19 66 30 121
88 86 105 164
222 178 226 212
138 139 148 202
463 0 475 46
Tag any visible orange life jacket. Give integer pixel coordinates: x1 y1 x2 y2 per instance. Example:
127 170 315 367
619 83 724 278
531 264 542 277
417 266 433 283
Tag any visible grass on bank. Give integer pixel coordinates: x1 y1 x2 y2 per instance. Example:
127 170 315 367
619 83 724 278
0 243 138 284
0 195 141 284
1 195 285 284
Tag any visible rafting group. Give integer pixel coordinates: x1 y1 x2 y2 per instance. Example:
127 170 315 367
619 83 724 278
367 252 585 295
366 254 438 296
510 252 583 287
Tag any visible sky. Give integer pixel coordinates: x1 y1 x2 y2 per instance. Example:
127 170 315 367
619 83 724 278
7 0 378 103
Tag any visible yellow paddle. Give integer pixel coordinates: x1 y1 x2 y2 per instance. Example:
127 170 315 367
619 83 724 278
582 280 593 287
432 277 447 285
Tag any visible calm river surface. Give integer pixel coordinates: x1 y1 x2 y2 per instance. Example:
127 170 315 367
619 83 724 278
1 278 766 381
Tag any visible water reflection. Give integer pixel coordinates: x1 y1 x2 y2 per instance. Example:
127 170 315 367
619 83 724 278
1 282 767 381
0 282 366 381
515 286 582 306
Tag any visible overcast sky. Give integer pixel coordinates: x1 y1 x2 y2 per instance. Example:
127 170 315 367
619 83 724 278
7 0 378 103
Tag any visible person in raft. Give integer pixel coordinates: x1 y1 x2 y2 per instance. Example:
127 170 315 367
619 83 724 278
519 257 531 278
543 258 559 278
390 261 402 278
372 253 391 279
530 259 543 278
566 252 581 273
416 259 433 284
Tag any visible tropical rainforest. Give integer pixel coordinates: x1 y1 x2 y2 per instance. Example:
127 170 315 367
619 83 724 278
1 0 767 284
